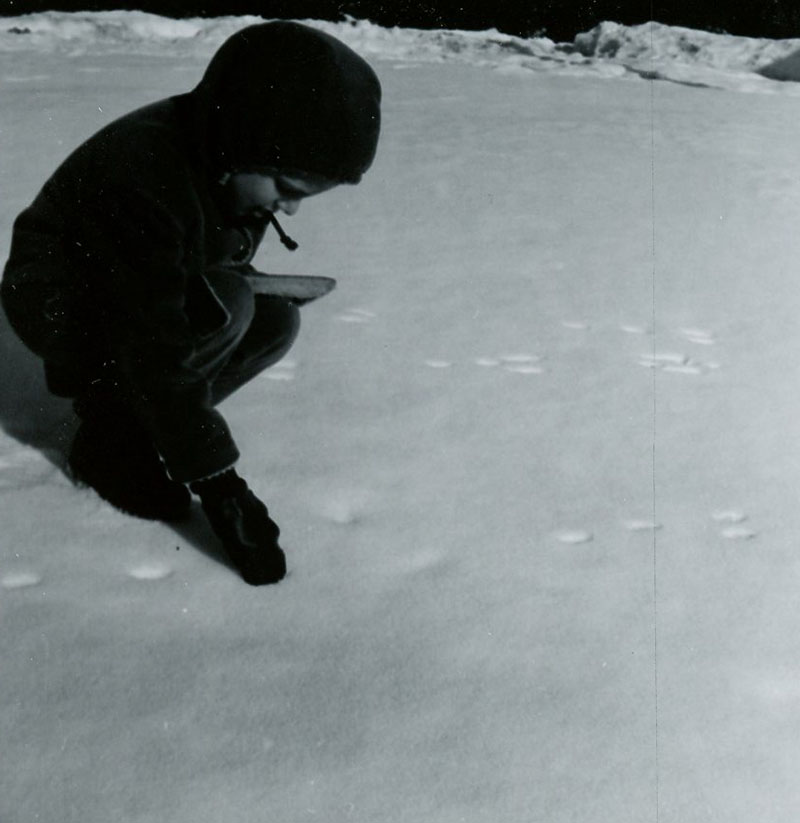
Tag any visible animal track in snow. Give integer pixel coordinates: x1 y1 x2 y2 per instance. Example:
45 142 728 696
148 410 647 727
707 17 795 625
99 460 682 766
265 359 296 381
504 363 543 374
637 351 712 375
320 489 372 525
623 519 662 532
555 529 593 545
500 354 541 364
336 307 376 324
720 525 757 540
472 353 543 373
662 363 704 375
127 562 174 581
620 324 649 335
639 351 688 367
634 330 718 374
678 327 716 346
711 509 748 524
500 354 543 373
711 510 756 540
1 571 43 590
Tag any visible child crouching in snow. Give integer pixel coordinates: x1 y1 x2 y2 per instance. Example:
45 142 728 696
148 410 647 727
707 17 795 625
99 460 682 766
1 22 381 585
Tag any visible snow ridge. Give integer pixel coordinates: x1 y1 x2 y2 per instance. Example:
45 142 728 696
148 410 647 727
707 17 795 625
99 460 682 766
4 11 800 88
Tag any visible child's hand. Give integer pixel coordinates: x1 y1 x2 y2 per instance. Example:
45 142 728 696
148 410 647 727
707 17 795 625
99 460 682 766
192 470 286 585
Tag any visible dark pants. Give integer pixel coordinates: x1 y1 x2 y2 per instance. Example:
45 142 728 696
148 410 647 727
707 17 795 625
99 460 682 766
3 266 300 405
191 268 300 405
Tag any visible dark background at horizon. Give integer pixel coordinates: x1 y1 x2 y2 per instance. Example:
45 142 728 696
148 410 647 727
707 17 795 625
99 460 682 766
1 0 799 43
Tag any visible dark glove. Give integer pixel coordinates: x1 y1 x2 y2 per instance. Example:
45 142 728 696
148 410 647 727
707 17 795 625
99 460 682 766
191 469 286 585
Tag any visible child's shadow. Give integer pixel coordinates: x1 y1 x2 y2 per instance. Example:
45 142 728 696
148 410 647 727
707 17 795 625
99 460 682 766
169 501 235 572
0 313 74 467
0 314 234 574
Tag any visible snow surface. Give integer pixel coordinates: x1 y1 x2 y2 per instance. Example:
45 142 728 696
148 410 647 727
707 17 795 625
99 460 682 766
3 11 800 823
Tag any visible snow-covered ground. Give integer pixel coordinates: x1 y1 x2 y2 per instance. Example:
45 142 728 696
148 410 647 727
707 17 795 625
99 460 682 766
3 11 800 823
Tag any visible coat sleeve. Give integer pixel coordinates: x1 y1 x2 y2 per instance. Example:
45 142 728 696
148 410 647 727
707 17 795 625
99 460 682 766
73 125 239 482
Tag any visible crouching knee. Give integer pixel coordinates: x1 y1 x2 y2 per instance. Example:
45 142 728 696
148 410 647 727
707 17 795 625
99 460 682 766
250 296 301 366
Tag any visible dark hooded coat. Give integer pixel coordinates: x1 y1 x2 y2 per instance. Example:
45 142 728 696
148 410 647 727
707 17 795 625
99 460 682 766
1 22 381 482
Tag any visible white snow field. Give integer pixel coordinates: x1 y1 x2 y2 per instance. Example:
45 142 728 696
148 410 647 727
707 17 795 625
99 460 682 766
3 11 800 823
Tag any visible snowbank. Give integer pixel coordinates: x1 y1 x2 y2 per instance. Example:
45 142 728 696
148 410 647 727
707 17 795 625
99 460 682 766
573 20 799 73
574 20 800 83
3 10 800 86
0 10 557 63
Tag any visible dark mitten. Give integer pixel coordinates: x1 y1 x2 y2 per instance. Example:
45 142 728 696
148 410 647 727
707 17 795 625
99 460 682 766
191 470 286 585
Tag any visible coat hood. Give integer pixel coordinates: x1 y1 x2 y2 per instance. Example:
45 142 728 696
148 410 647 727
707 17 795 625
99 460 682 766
189 21 381 184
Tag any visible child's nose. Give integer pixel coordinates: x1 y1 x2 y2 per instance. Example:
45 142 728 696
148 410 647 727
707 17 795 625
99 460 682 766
277 198 301 216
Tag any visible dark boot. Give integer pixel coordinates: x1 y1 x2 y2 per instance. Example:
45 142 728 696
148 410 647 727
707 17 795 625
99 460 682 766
191 469 286 585
69 393 192 522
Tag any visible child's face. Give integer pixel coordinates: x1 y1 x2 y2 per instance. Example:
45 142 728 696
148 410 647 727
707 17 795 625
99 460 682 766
225 171 337 219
